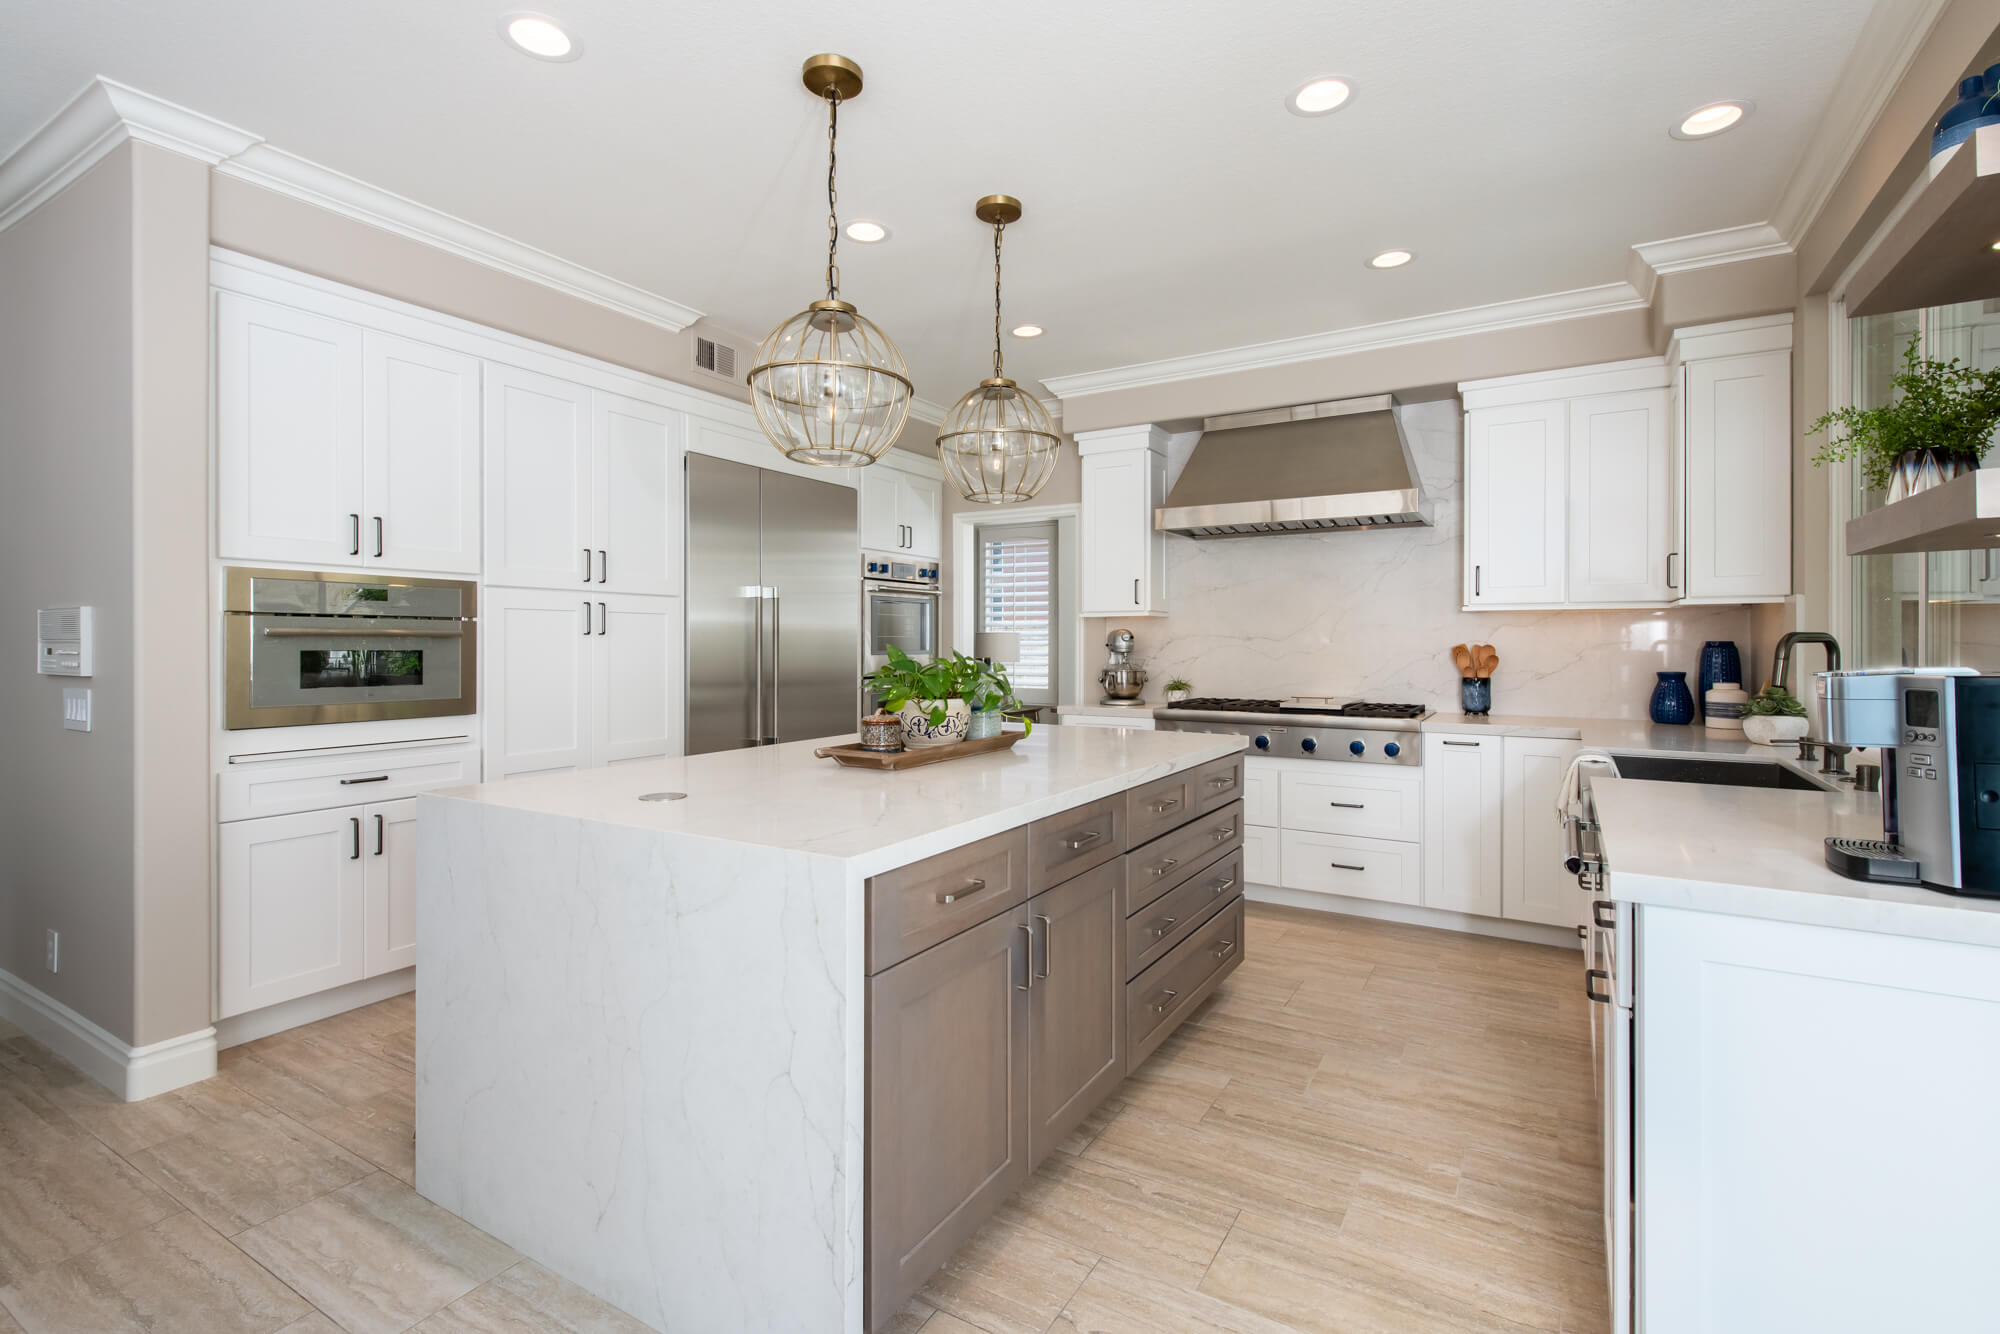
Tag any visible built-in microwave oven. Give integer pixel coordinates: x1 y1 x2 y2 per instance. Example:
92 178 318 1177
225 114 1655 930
223 567 477 729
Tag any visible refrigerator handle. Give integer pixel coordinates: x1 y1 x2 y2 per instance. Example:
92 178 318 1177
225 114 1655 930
768 589 781 744
741 585 766 748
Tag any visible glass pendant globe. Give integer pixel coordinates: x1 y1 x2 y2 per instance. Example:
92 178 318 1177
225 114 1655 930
747 300 914 467
936 378 1061 504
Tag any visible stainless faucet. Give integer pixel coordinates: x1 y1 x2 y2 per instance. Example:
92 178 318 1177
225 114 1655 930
1772 632 1849 778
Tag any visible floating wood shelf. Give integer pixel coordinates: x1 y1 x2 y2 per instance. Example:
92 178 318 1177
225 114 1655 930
1847 124 2000 318
1845 469 2000 555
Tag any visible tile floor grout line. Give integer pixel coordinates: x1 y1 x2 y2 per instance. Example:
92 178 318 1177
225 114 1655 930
1038 1255 1100 1334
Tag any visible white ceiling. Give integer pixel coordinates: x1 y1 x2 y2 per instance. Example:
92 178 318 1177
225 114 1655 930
3 0 1881 408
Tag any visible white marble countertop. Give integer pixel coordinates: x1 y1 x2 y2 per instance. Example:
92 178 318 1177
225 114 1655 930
429 726 1245 878
1590 776 2000 947
1054 702 1159 719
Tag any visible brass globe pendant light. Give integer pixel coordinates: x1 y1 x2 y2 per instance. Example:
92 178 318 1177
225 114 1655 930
937 196 1061 504
746 55 914 467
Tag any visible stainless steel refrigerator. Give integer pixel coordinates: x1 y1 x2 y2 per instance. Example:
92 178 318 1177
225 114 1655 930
686 453 860 754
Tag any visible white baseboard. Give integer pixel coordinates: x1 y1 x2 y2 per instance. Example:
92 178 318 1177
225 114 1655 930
0 969 217 1101
1246 885 1582 950
214 968 415 1050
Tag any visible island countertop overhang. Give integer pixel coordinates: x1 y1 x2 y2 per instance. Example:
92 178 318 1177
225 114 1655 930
423 726 1247 879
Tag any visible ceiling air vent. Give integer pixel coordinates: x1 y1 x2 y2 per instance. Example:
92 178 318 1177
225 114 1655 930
694 336 738 380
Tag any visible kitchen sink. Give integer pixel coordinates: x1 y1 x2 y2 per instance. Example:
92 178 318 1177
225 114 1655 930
1611 754 1824 790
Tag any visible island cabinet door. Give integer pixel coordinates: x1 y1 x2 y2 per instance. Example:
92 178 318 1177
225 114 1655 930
1027 860 1125 1164
868 903 1032 1323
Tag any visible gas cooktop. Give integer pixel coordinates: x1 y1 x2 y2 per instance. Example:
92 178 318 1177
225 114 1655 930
1152 696 1433 765
1164 697 1430 721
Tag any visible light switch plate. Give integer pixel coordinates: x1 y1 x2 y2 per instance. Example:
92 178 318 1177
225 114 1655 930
62 687 91 732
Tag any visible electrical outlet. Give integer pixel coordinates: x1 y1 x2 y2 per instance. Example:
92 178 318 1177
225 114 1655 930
45 929 59 974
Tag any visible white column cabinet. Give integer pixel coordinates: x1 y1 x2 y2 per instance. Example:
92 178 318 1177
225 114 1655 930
1421 733 1504 916
484 364 594 589
1463 402 1567 607
1500 736 1583 929
1676 341 1792 602
362 332 483 575
1567 390 1672 605
1078 426 1168 616
593 390 684 596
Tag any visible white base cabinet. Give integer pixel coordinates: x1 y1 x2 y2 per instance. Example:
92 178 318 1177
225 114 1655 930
1501 736 1583 929
1420 734 1504 915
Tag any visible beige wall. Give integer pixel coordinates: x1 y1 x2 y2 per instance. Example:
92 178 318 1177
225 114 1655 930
0 146 141 1040
1650 253 1799 348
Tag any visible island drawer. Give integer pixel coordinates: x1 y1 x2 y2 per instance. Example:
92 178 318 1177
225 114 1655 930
1029 795 1125 890
1124 800 1244 916
867 828 1033 973
1124 754 1247 847
1190 753 1246 817
1126 894 1243 1068
1126 849 1242 979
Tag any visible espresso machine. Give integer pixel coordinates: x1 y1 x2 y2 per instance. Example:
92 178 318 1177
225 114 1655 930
1820 668 2000 896
1097 628 1148 706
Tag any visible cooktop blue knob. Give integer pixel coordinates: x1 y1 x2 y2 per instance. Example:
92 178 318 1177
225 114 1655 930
1254 735 1270 750
1349 740 1366 756
1300 737 1317 753
1384 741 1401 758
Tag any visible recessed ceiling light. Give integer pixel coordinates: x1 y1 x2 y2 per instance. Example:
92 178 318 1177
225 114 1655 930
501 12 579 61
1288 76 1353 117
1011 324 1044 338
1990 240 2000 251
844 220 888 243
1367 249 1414 269
1671 101 1751 139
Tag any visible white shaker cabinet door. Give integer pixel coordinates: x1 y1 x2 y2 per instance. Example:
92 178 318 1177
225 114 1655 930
901 470 944 561
484 364 593 590
483 587 594 778
215 292 366 567
593 391 683 596
1501 736 1584 929
593 593 684 765
1079 449 1166 615
1680 349 1790 601
1464 402 1566 606
363 797 420 976
858 467 904 552
1567 390 1671 605
218 806 367 1017
362 332 482 575
1420 733 1504 916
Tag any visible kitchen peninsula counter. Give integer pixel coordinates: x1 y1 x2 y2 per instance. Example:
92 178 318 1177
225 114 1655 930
414 726 1246 1333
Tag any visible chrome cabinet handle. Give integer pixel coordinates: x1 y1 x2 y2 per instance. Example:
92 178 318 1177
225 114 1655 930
936 878 986 905
349 817 361 860
1215 938 1236 961
597 549 607 584
1212 823 1236 843
582 601 591 636
1330 861 1365 871
374 812 385 856
339 775 389 786
374 516 384 558
1017 923 1035 991
1593 899 1617 929
1328 801 1366 809
1149 857 1180 878
1063 829 1104 851
1036 913 1053 979
1442 740 1482 747
1149 797 1181 813
1150 915 1179 939
583 547 592 583
596 601 606 635
1211 874 1236 896
1207 775 1235 788
1585 968 1612 1005
1150 988 1179 1015
350 514 361 556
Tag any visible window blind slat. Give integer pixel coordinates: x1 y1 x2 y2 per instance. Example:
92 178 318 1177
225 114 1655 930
975 524 1057 700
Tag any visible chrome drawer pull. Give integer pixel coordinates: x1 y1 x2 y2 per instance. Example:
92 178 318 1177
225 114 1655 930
1207 775 1235 788
1150 988 1179 1015
936 878 987 905
1210 875 1236 895
339 775 390 786
1149 797 1181 813
1330 861 1365 872
1036 914 1054 979
1215 939 1236 960
1064 830 1104 851
1017 924 1035 991
1328 801 1366 809
1149 857 1180 878
1150 916 1178 939
1211 824 1236 843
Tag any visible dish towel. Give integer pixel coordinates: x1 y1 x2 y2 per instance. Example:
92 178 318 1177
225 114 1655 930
1555 750 1620 823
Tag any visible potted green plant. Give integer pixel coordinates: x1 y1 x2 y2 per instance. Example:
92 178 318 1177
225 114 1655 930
963 657 1036 740
1163 677 1193 704
1809 333 2000 501
1740 685 1810 747
865 646 973 748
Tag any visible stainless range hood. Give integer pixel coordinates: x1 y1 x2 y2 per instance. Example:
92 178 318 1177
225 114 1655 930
1154 394 1433 539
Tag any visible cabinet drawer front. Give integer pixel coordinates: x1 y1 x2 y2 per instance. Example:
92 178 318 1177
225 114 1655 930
1126 895 1244 1069
868 827 1032 973
1126 849 1242 979
1190 753 1246 816
1125 769 1198 847
1280 829 1421 906
220 740 481 822
1124 800 1244 916
1030 795 1125 890
1279 768 1421 842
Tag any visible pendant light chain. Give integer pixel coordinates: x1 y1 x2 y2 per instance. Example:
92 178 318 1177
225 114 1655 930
825 91 841 302
992 221 1005 379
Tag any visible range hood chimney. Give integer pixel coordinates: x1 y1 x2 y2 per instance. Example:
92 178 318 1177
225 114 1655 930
1155 394 1432 539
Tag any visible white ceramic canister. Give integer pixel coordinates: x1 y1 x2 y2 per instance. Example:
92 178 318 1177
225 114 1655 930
1704 681 1749 732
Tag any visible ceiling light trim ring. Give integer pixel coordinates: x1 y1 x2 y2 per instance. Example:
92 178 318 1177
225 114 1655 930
500 12 582 61
1670 99 1754 140
1287 75 1354 117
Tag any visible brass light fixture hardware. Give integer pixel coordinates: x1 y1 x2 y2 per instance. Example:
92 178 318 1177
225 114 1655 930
745 54 913 467
937 194 1061 504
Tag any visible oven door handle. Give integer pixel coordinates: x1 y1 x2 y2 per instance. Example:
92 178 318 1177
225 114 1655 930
259 626 464 639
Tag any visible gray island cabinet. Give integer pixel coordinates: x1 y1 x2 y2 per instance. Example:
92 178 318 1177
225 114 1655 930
415 726 1246 1333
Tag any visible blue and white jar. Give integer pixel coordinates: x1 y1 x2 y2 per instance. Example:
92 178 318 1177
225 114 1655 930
899 697 971 748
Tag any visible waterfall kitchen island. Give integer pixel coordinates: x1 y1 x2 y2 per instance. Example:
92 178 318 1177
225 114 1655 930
413 725 1248 1332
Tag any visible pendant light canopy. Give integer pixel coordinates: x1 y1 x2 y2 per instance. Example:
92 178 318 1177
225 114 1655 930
937 195 1061 504
746 55 913 467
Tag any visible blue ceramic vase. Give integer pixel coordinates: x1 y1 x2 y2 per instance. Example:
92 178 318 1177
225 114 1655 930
1651 672 1694 726
1697 641 1742 721
1933 68 2000 164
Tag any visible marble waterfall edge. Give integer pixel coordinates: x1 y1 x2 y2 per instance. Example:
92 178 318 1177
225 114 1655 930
414 797 861 1333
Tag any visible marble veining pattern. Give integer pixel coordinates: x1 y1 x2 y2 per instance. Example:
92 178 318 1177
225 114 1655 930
1085 400 1757 720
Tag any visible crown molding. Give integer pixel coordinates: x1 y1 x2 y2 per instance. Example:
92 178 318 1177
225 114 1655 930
1631 222 1791 276
1041 280 1647 401
1 76 705 334
907 396 947 426
1767 0 1951 245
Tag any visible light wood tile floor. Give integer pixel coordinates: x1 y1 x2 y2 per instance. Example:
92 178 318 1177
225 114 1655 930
0 904 1606 1333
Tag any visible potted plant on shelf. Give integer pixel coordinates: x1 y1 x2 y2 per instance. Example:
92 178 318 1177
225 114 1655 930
963 657 1036 740
1740 685 1810 747
1809 333 2000 502
1163 677 1193 704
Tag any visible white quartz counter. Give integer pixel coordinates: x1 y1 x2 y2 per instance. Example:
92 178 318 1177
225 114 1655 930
1054 702 1159 720
1424 712 1800 758
429 725 1243 879
1590 776 2000 947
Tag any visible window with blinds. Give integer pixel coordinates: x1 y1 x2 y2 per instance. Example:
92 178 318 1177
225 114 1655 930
976 521 1058 704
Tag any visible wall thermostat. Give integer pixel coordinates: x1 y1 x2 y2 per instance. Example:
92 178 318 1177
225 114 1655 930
36 606 93 676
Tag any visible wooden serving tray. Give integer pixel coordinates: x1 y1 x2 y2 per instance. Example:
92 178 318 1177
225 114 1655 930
814 732 1025 770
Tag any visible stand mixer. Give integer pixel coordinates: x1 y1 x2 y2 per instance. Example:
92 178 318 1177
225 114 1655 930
1098 628 1148 706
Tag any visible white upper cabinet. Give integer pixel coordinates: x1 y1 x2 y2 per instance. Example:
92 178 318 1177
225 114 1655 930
362 332 482 574
1567 389 1672 605
1672 315 1793 603
594 390 684 596
859 467 903 553
216 292 366 567
1078 426 1168 616
484 364 594 589
859 460 943 560
1420 733 1504 917
901 471 943 561
1463 401 1567 607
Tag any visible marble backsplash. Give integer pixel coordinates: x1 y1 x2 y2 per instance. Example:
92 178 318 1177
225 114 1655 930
1085 399 1762 720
